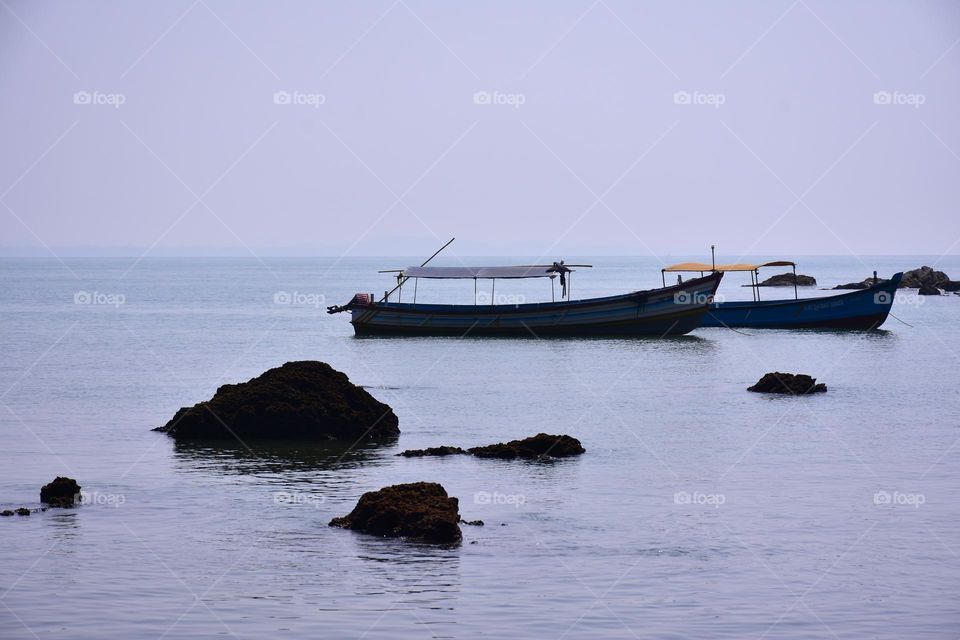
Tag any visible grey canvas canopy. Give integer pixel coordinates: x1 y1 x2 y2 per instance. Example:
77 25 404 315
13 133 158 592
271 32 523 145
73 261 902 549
400 266 560 279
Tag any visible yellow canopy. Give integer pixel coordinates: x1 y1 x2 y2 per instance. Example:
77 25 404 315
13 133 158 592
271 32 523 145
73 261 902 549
662 260 796 273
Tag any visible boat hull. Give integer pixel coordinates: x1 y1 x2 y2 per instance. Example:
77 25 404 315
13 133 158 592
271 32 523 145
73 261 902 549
700 273 903 330
346 273 723 337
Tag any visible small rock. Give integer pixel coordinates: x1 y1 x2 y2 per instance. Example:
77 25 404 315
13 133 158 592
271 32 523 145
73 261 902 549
468 433 585 459
748 372 827 395
329 482 461 543
940 281 960 292
0 510 13 517
754 272 817 287
397 446 466 457
460 519 484 526
918 283 941 296
40 477 81 506
15 507 30 516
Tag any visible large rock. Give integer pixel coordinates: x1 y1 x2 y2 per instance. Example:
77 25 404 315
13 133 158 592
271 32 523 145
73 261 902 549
154 361 399 441
468 433 585 459
755 272 816 287
918 283 941 296
40 476 81 507
329 482 461 543
834 266 951 290
748 372 826 395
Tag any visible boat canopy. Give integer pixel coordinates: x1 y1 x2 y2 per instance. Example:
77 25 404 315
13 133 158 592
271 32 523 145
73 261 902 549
400 265 574 279
662 260 796 273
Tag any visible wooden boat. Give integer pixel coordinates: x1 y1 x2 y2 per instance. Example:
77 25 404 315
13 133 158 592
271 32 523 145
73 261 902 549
661 260 903 330
328 262 723 337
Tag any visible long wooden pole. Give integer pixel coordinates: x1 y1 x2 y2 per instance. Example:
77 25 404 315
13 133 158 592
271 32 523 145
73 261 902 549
379 237 455 303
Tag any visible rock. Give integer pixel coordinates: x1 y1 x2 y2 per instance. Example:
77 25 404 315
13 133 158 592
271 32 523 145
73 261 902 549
940 281 960 292
833 280 872 290
155 361 399 441
901 266 949 289
748 372 827 395
40 477 81 506
15 507 30 516
397 446 466 457
468 433 585 459
460 519 484 526
0 510 13 517
918 283 941 295
329 482 461 543
754 272 816 287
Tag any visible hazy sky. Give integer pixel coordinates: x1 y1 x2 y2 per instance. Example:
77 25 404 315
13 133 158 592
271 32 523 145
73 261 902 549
1 1 958 258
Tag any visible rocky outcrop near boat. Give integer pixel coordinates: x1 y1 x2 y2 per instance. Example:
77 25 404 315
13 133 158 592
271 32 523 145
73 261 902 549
40 477 81 507
834 266 951 290
748 372 826 395
329 482 462 543
397 446 466 457
754 272 816 287
918 283 941 296
154 361 400 441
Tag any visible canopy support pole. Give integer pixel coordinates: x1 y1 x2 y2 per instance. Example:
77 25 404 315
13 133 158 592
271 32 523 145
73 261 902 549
413 278 418 305
551 277 555 302
379 237 455 304
474 278 477 306
755 271 761 301
491 279 495 305
792 264 798 300
661 270 665 288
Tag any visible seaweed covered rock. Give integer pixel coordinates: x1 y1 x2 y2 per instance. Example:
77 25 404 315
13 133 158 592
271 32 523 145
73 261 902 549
329 482 461 543
748 372 826 395
468 433 585 459
756 272 816 287
397 446 466 458
40 477 81 507
154 361 399 441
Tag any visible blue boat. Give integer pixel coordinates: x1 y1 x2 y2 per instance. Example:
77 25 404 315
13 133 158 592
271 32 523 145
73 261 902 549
661 260 903 330
329 262 723 337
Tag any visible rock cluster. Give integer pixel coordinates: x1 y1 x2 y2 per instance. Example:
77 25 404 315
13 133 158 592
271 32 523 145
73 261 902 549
397 433 585 460
834 266 953 291
748 372 827 395
155 361 399 441
329 482 462 543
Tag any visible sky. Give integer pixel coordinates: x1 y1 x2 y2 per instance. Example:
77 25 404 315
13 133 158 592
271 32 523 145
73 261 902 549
1 0 959 259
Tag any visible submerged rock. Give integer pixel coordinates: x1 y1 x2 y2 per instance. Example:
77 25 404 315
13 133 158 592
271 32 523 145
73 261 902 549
468 433 585 459
918 283 941 296
940 281 960 292
755 272 816 287
0 510 13 517
329 482 461 543
748 372 827 395
460 519 484 526
154 361 399 441
40 477 81 507
397 446 466 457
15 507 30 516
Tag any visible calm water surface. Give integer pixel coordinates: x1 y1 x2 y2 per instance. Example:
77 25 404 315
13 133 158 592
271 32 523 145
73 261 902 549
1 256 958 639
